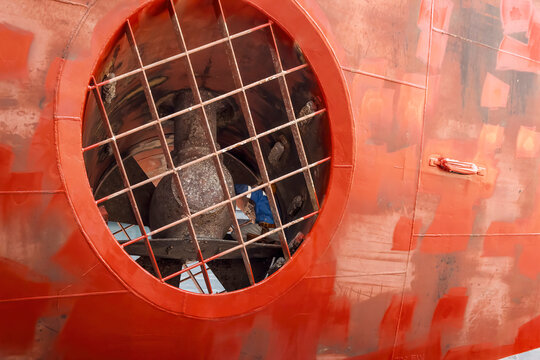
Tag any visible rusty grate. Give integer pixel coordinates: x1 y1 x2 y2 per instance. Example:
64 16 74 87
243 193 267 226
82 0 331 294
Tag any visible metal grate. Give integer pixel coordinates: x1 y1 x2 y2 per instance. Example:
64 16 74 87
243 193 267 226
82 0 330 293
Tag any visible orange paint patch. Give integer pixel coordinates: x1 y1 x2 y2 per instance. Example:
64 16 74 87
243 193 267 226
416 0 452 69
501 0 532 34
480 73 510 109
0 23 34 80
416 30 430 65
392 216 421 251
379 294 417 349
396 73 425 143
418 0 453 31
360 88 395 141
516 240 540 279
433 0 454 31
477 124 505 155
482 234 520 257
528 12 540 61
417 0 431 29
484 227 540 279
496 36 531 71
431 287 468 331
516 126 540 158
417 30 448 70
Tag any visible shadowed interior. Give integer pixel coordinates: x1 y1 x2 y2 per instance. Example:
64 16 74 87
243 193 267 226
81 0 331 294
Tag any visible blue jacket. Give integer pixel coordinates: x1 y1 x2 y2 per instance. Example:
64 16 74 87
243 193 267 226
234 184 275 224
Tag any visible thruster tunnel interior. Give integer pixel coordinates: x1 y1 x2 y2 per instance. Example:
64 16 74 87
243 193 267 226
81 0 331 293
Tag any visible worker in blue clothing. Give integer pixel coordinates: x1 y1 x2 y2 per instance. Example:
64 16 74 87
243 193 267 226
234 184 279 243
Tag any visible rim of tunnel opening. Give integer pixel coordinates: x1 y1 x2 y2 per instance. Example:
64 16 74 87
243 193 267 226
56 0 355 317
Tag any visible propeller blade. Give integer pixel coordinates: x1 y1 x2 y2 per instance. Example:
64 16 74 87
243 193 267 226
95 156 155 226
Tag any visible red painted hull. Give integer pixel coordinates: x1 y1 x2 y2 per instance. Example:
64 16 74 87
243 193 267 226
2 0 540 359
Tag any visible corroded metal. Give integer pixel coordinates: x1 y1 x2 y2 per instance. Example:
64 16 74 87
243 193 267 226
149 90 234 240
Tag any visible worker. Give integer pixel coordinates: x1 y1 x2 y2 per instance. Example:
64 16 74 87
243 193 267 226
234 184 279 243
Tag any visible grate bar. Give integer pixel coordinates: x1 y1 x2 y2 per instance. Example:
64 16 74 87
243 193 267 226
88 21 273 90
179 268 203 284
94 109 325 206
163 210 319 282
86 3 331 293
168 0 255 285
215 0 291 261
83 63 309 152
125 20 214 293
121 156 330 248
90 76 163 280
268 23 320 210
113 222 135 238
184 264 205 293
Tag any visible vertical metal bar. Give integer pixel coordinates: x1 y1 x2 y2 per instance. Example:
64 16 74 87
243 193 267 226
214 0 291 260
268 24 320 210
167 0 256 285
90 76 163 280
124 21 214 293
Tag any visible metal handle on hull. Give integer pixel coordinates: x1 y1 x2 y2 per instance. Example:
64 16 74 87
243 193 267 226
429 156 485 176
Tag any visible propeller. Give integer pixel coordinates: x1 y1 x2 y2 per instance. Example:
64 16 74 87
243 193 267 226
96 89 279 291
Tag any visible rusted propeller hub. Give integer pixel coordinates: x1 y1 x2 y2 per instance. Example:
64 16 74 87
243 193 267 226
149 90 234 240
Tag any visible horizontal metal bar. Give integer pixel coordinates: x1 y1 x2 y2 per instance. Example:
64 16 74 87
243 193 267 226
341 66 426 90
87 22 273 90
432 27 540 67
163 210 319 282
94 108 325 204
123 236 283 260
83 63 309 152
120 156 330 248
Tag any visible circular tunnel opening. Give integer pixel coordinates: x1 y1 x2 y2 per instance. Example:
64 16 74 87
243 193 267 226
81 0 331 294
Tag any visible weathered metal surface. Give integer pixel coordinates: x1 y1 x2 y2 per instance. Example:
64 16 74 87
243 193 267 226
6 0 540 359
149 89 234 240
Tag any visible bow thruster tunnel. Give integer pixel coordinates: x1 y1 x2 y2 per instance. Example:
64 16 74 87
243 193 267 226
81 0 331 294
